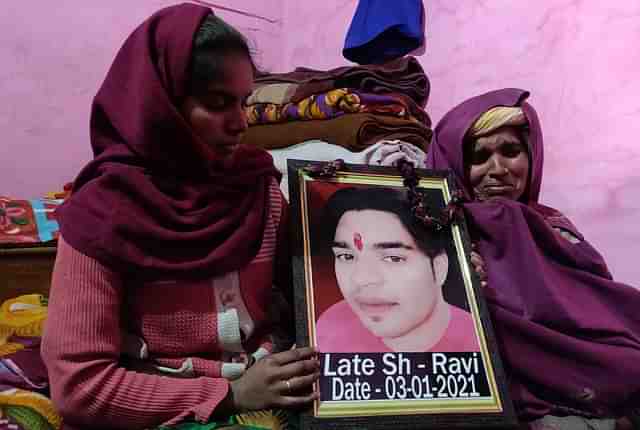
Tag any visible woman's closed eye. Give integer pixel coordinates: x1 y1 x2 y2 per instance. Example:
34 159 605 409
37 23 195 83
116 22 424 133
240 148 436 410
471 142 525 165
199 91 250 112
499 142 525 158
471 149 490 165
201 95 231 111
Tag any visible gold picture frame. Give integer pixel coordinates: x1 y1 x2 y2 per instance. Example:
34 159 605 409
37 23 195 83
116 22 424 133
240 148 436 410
288 159 517 429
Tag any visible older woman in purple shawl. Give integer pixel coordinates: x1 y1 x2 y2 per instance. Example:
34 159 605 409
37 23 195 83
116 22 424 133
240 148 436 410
427 88 640 430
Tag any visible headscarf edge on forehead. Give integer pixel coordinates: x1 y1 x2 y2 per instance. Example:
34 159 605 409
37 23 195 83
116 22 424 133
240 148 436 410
467 106 527 139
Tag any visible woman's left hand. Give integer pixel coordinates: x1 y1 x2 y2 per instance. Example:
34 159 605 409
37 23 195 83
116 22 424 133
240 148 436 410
229 346 320 412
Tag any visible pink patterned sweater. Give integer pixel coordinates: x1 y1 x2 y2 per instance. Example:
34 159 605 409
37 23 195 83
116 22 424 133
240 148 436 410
41 181 291 429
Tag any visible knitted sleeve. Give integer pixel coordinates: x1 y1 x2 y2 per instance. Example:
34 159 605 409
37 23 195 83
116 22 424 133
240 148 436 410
40 236 230 430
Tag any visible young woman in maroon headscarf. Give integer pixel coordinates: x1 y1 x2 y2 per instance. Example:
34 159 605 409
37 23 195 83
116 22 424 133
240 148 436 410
41 4 319 429
427 88 640 430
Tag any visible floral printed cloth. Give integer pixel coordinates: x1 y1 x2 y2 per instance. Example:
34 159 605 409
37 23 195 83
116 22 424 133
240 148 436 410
0 197 62 246
157 409 292 430
246 88 428 126
0 295 62 430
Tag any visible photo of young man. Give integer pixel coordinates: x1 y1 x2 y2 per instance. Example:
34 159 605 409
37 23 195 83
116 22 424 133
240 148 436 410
313 186 479 353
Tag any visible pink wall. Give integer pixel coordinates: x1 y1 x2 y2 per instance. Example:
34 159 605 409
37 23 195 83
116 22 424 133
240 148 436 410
279 1 640 286
0 0 283 196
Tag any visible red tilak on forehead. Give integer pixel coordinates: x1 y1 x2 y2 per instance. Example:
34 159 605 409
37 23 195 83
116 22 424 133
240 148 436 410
353 233 363 251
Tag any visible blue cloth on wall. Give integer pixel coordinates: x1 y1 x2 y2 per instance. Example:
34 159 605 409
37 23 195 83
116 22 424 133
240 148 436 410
343 0 425 65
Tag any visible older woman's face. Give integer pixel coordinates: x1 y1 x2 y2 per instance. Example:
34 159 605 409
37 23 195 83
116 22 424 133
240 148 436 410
468 126 529 201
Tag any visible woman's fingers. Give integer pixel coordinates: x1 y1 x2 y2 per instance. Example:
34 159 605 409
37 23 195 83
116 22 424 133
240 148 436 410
268 346 317 366
276 390 320 408
272 368 321 408
273 356 320 381
470 251 484 269
276 370 321 407
470 247 488 285
260 347 319 385
229 346 323 412
279 371 320 394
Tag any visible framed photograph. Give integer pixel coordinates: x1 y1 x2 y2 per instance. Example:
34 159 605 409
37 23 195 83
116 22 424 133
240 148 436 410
287 159 517 429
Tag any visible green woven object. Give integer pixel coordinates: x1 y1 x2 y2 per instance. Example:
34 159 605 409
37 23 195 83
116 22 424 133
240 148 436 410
157 419 234 430
3 405 54 430
157 409 292 430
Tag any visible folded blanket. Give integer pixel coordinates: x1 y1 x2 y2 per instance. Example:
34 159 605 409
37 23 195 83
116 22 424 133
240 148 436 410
246 88 430 126
255 57 429 108
242 113 431 153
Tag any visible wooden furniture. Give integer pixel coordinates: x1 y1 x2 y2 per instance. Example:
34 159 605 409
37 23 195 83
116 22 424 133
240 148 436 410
0 244 57 303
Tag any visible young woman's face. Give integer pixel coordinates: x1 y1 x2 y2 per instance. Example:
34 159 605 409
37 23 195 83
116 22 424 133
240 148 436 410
468 126 530 201
332 209 448 340
180 53 253 158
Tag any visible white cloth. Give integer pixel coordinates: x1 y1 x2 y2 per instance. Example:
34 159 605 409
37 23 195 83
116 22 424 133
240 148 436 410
269 139 427 199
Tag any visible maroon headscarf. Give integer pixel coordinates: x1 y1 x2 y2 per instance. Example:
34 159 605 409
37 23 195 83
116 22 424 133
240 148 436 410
427 88 640 420
56 3 281 281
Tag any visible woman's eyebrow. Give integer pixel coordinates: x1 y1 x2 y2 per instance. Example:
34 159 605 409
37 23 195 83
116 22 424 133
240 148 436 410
331 241 350 249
